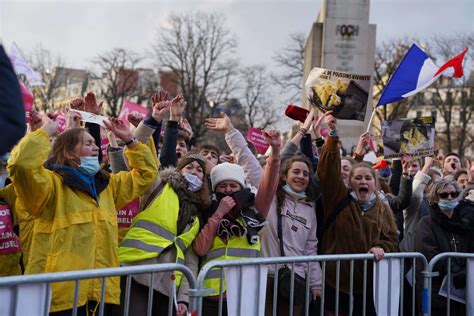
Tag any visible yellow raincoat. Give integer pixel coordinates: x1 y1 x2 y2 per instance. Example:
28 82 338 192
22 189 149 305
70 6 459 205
7 129 158 312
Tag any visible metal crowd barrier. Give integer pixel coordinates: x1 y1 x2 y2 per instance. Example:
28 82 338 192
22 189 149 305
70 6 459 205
3 252 474 316
0 263 196 316
192 252 427 316
422 252 474 316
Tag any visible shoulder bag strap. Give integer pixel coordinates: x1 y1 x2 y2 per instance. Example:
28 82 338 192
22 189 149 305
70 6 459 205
277 210 285 257
142 181 166 210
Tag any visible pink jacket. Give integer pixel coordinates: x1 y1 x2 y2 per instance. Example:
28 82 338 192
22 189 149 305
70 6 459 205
261 194 322 290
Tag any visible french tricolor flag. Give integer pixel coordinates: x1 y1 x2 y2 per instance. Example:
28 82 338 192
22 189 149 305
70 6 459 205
377 44 468 106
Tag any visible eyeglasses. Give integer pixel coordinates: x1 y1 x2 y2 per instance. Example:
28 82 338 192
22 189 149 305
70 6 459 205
438 191 460 199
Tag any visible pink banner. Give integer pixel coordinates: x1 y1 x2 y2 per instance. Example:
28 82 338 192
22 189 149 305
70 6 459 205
19 81 33 123
100 138 109 159
117 198 140 228
246 128 270 155
119 100 148 126
0 204 21 255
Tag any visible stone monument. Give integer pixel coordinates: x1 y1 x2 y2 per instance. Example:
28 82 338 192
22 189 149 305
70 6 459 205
303 0 376 151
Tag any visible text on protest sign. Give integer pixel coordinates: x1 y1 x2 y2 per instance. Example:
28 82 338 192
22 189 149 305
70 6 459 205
305 67 370 121
382 116 435 159
119 101 148 126
117 199 140 228
0 205 21 255
246 128 269 155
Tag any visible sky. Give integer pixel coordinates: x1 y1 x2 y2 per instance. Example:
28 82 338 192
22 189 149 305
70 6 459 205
1 0 473 72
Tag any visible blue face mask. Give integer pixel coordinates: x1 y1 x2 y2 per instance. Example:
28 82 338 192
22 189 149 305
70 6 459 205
438 199 459 216
78 156 100 177
283 184 307 200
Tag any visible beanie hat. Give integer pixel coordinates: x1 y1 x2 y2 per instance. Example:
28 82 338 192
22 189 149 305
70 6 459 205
177 153 206 175
210 162 246 191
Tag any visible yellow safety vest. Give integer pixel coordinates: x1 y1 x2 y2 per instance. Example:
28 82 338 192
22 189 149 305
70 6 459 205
119 183 200 285
202 220 260 297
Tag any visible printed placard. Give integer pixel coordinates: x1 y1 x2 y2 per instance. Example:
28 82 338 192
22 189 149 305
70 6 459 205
119 100 148 126
382 116 435 159
117 199 140 228
69 109 108 128
0 204 21 255
305 67 370 121
246 128 269 155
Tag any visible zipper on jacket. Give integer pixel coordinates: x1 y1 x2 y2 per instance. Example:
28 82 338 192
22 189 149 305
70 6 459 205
450 233 459 252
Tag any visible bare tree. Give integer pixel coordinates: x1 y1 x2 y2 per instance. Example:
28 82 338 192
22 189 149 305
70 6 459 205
135 69 160 107
272 32 306 104
27 44 66 110
240 65 278 130
427 34 474 157
93 48 143 117
151 12 239 142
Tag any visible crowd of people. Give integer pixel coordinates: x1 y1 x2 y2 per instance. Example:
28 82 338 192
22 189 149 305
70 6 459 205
1 44 474 316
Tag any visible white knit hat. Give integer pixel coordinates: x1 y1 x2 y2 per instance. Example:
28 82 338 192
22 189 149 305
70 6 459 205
210 162 246 191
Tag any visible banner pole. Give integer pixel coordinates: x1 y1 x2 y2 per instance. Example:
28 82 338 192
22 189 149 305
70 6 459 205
366 109 376 133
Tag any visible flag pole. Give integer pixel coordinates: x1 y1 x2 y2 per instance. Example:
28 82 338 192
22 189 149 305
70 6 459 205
366 108 376 133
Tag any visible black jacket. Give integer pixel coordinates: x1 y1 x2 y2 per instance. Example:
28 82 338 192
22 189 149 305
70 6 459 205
415 202 474 315
0 45 26 155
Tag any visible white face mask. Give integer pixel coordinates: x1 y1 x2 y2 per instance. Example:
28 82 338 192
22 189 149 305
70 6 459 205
183 172 203 192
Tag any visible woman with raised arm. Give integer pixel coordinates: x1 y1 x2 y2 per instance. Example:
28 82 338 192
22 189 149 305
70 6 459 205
7 115 157 315
193 123 281 315
317 112 398 316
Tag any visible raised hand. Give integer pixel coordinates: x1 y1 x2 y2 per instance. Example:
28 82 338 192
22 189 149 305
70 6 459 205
179 117 193 138
401 153 411 175
324 111 337 131
302 108 315 131
84 92 103 115
205 112 233 134
69 97 85 111
107 130 119 148
262 129 281 153
65 110 82 130
169 95 185 121
29 110 43 132
41 113 59 137
127 112 144 128
151 90 170 122
104 118 134 145
312 114 325 139
355 132 371 157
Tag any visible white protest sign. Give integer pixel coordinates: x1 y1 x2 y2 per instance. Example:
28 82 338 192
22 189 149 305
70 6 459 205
373 258 401 316
225 265 267 316
69 109 108 128
0 283 51 315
